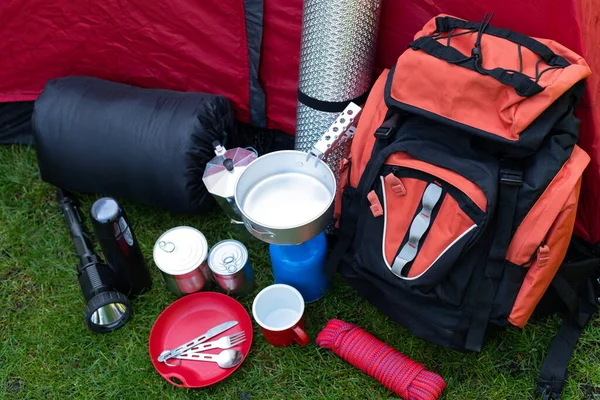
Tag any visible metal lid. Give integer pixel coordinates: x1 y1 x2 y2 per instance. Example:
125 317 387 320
90 197 120 223
208 240 248 276
153 226 208 275
202 147 257 198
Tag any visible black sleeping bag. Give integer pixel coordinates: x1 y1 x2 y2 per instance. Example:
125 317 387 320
33 76 234 213
0 101 34 145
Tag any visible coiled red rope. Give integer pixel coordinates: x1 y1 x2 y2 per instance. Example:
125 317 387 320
316 319 446 400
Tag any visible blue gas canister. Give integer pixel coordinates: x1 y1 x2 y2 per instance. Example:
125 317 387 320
268 232 329 303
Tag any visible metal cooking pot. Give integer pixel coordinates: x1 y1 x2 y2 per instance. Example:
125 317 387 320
234 150 335 245
234 103 361 245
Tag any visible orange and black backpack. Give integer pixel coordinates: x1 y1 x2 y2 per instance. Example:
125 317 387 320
325 14 600 400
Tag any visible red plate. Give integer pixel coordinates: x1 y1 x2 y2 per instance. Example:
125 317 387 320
148 292 253 388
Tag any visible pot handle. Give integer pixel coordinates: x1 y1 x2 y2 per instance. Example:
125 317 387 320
309 102 362 160
242 221 276 241
232 219 276 241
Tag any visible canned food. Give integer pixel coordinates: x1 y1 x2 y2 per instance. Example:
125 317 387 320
153 226 213 296
208 240 255 296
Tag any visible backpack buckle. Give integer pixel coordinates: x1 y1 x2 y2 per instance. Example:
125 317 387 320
374 125 397 140
500 168 523 186
536 385 561 400
535 379 564 400
537 245 550 267
374 113 402 140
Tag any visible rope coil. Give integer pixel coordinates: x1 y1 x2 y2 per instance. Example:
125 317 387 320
316 319 446 400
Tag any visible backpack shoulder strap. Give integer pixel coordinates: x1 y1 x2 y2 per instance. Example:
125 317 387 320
536 279 598 399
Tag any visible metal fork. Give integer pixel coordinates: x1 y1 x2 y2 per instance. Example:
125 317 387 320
176 331 246 356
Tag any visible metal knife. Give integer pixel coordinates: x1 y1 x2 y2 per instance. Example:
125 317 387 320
158 320 238 363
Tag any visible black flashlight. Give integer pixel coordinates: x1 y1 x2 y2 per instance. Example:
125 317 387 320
57 189 132 333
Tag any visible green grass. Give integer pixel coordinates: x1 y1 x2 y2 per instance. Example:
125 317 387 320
1 144 599 400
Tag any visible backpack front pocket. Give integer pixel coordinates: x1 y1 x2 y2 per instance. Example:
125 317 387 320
357 152 488 290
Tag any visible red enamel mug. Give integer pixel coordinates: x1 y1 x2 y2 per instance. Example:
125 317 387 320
252 284 309 347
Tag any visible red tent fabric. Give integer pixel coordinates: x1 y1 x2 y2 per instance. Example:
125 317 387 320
1 0 599 243
0 0 265 125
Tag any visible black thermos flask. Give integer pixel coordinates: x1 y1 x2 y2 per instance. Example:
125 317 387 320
89 197 152 297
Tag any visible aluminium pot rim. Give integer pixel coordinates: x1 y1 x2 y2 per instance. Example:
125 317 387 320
233 150 336 231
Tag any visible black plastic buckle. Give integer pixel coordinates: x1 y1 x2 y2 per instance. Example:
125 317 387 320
374 125 396 140
434 16 449 33
471 45 484 68
537 386 560 400
500 168 523 187
535 380 564 400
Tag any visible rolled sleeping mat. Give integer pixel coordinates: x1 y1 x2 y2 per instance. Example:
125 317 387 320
32 76 234 214
294 0 382 152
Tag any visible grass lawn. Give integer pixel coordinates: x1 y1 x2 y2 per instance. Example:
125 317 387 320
1 144 600 400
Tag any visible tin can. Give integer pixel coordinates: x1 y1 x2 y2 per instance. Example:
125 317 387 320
208 240 255 296
153 226 213 297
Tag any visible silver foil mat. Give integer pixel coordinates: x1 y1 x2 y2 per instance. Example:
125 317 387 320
294 0 381 153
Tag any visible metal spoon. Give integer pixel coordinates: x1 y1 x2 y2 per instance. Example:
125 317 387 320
174 349 244 369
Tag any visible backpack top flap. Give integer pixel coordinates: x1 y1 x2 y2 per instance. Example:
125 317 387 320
386 14 591 143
